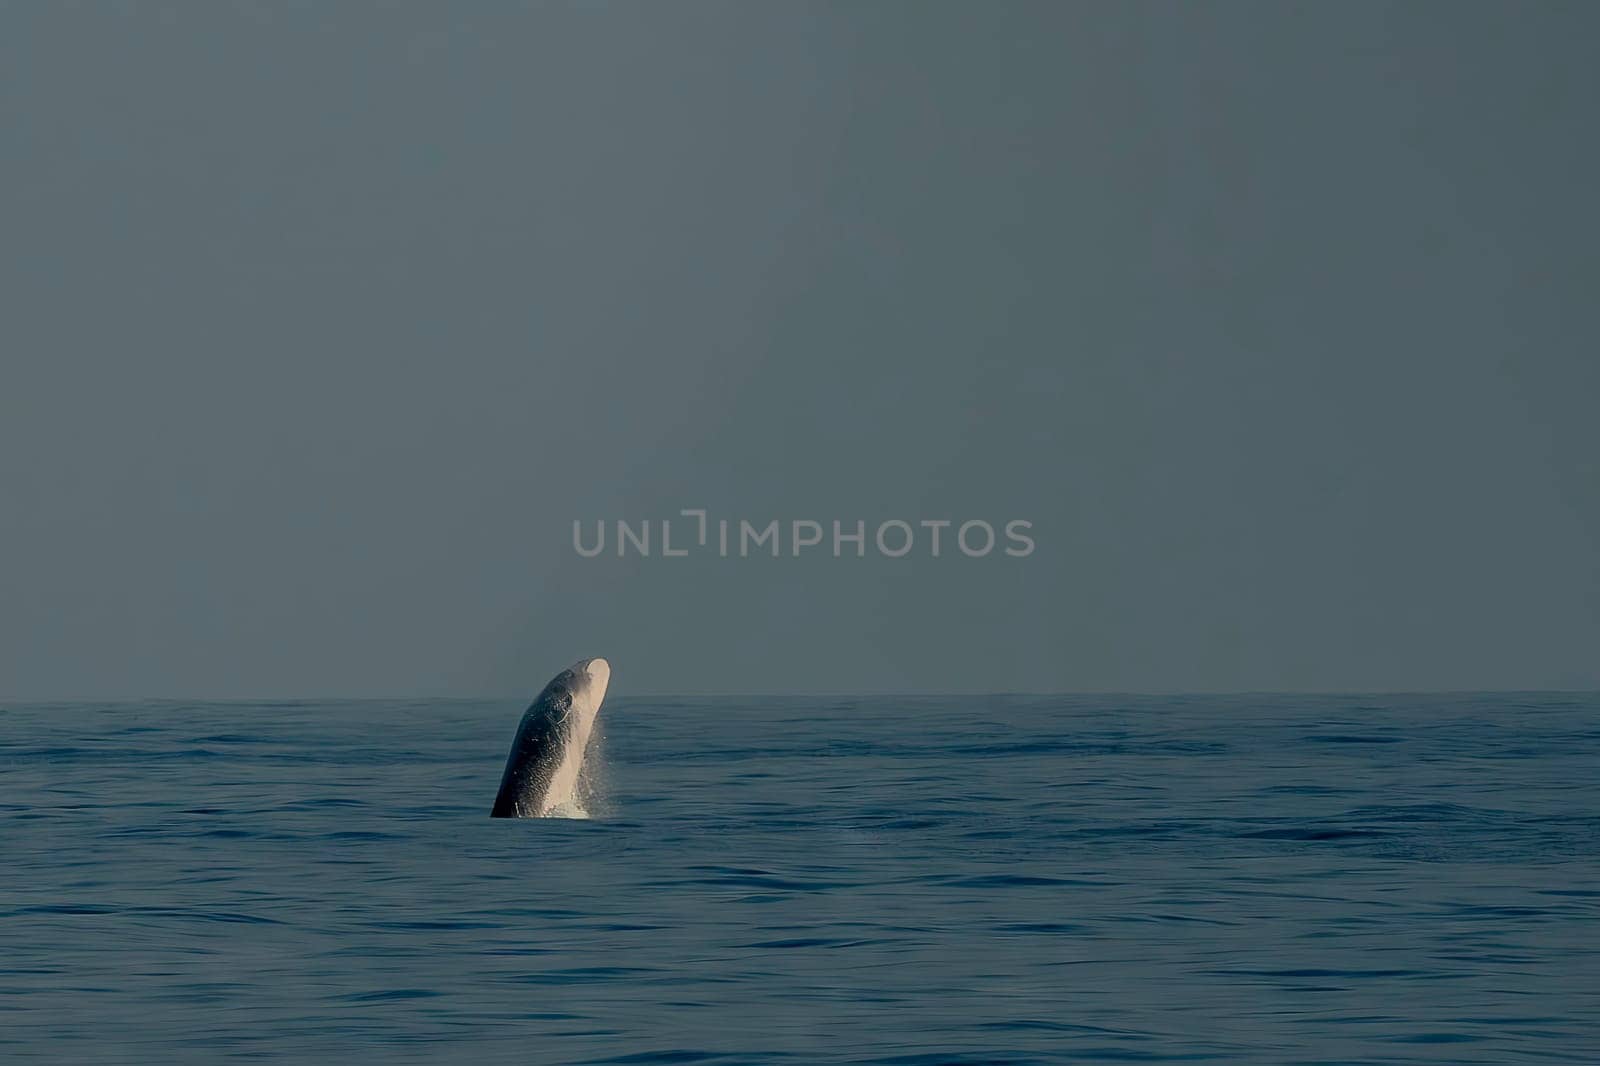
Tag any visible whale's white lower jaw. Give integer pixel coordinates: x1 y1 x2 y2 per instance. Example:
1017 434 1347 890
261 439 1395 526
538 720 599 816
538 658 609 815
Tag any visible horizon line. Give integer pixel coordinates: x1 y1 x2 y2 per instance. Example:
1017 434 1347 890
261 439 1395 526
3 687 1599 707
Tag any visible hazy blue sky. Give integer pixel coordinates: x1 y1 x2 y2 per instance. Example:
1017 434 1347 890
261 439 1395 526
3 2 1596 697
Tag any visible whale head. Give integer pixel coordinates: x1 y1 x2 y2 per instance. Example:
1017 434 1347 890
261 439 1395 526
491 656 613 818
555 656 610 719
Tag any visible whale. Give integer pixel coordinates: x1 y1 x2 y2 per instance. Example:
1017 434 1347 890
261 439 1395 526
490 657 611 818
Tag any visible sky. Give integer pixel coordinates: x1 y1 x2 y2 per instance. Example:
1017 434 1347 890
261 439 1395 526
2 1 1596 698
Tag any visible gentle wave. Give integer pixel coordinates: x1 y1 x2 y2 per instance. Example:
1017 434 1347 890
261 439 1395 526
1 694 1597 1062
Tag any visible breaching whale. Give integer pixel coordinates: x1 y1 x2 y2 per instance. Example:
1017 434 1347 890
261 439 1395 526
490 657 611 818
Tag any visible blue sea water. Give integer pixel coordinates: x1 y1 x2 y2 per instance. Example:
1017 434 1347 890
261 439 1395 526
2 693 1598 1063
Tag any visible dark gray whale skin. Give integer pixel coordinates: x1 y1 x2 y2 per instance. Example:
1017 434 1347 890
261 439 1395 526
491 657 609 818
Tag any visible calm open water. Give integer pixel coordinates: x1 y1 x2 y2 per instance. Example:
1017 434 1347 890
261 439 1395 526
2 694 1598 1063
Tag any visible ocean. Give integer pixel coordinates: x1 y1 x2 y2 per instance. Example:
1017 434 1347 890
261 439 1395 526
3 693 1597 1063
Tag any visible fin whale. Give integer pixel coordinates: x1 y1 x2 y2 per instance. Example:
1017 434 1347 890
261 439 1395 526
491 657 611 818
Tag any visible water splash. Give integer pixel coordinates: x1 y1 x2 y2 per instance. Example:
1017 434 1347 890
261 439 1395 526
569 729 611 819
543 799 591 820
530 730 609 819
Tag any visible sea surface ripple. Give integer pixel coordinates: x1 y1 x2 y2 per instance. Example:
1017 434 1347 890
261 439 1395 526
2 693 1598 1063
